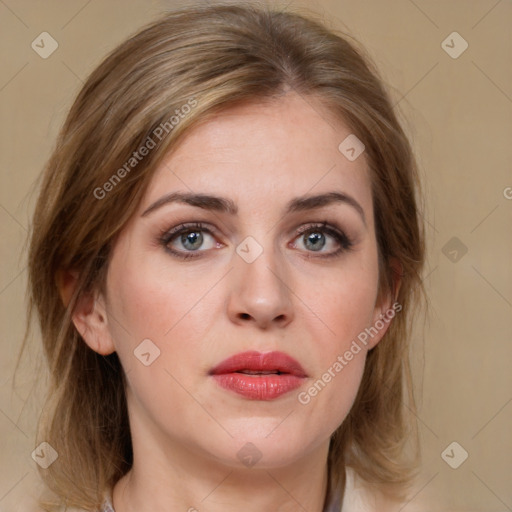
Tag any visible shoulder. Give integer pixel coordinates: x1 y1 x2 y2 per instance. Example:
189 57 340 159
341 468 440 512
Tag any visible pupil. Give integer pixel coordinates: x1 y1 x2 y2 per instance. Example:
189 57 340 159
306 232 325 251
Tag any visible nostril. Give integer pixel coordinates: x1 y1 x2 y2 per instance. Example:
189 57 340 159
240 313 251 320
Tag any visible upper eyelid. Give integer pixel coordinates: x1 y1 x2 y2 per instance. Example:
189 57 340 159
162 221 348 245
162 225 352 264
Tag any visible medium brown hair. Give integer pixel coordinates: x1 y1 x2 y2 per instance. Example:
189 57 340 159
21 2 426 510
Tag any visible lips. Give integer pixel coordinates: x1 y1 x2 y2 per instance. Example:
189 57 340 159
209 350 307 400
210 350 307 377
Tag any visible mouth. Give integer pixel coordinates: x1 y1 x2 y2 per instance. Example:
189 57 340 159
209 350 307 400
235 370 282 375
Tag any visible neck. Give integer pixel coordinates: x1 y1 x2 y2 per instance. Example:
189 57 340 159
113 437 331 512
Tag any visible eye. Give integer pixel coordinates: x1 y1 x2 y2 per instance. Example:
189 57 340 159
159 222 220 259
159 220 354 261
291 221 354 258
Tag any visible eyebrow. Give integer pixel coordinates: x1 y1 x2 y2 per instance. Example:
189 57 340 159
141 190 366 226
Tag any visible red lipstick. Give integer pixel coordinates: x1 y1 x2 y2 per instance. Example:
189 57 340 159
209 350 307 400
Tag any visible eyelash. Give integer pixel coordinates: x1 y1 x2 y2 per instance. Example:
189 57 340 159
158 221 354 260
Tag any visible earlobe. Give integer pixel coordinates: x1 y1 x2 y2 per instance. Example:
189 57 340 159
57 268 115 355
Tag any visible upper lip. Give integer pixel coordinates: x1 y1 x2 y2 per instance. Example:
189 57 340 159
209 350 307 377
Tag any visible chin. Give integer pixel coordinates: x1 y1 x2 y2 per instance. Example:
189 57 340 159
200 420 326 470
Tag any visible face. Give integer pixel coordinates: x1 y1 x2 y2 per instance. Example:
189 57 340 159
77 92 393 471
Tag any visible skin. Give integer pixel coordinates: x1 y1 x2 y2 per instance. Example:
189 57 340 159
70 91 397 512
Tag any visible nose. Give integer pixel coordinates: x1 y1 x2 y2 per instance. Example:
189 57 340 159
226 242 294 329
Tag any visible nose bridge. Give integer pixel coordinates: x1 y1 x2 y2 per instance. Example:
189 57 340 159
236 233 285 294
228 231 293 325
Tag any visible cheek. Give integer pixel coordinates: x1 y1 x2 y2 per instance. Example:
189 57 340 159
298 349 367 443
108 274 169 342
289 254 379 428
297 254 379 355
104 249 221 378
103 254 215 426
296 276 373 429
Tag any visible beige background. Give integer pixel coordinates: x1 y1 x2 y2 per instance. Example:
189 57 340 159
1 0 511 510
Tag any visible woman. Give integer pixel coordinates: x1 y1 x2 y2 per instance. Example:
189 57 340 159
23 2 426 511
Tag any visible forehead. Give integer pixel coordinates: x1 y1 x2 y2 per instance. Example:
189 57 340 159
141 92 373 217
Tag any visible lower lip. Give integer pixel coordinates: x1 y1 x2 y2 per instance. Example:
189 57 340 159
212 373 305 400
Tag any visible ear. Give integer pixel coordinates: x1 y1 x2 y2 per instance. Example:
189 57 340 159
56 269 116 356
366 258 403 350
